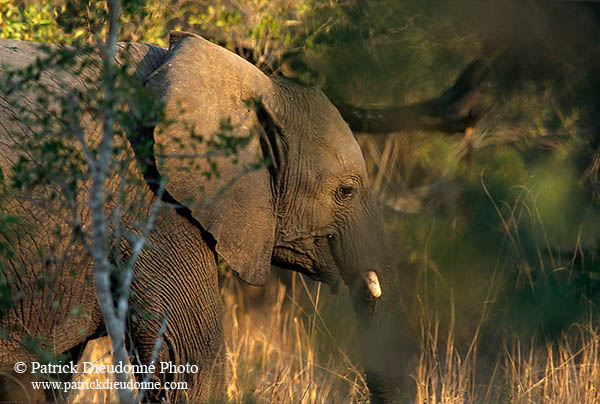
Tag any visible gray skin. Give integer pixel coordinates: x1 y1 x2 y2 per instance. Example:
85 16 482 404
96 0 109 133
0 33 409 403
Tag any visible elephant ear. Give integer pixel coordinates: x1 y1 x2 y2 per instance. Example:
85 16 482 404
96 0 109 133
143 32 278 285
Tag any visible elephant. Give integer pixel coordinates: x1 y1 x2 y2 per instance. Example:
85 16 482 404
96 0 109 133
0 32 410 403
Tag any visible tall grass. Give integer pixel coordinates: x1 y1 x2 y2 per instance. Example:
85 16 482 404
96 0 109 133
220 270 369 404
413 314 600 404
65 268 600 404
69 167 600 403
220 270 600 404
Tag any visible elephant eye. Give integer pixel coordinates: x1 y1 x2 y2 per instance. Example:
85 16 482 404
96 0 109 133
338 185 356 200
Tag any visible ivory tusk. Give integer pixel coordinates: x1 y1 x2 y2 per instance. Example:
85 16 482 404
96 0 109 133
363 271 382 298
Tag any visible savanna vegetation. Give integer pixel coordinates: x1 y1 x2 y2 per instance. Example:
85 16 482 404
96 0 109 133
2 0 600 403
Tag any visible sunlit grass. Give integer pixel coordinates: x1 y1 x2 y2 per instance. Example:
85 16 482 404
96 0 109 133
414 314 600 404
220 270 369 404
66 270 600 404
221 269 600 404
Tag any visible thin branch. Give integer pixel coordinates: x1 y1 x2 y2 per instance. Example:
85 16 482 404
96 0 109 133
89 1 136 403
117 180 165 323
134 311 169 403
68 96 94 167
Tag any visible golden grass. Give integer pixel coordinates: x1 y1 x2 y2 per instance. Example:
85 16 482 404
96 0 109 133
501 326 600 404
65 271 600 404
221 270 600 404
413 308 600 404
68 337 134 404
220 271 370 404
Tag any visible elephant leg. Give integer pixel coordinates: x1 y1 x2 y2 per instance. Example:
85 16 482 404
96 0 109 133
128 210 226 403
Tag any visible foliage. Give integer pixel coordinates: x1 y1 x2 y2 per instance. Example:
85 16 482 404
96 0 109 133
0 19 162 404
0 4 270 403
0 0 67 42
298 0 600 338
2 0 600 401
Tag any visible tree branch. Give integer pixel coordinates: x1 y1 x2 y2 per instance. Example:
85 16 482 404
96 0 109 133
87 1 137 403
134 312 169 403
335 59 490 134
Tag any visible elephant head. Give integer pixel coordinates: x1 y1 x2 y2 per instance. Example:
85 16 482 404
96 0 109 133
136 32 409 402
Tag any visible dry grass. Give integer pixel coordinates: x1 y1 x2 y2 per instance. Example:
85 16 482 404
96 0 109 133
220 270 600 404
65 271 600 404
412 306 600 404
501 326 600 404
220 270 369 404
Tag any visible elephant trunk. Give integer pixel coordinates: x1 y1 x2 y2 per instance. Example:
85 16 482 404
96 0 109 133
350 269 416 403
333 201 415 403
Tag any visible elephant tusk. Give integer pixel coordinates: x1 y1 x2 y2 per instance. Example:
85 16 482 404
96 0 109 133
363 271 382 298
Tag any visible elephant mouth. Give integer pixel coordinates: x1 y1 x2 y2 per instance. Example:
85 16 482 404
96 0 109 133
271 245 383 301
271 244 342 288
324 237 384 301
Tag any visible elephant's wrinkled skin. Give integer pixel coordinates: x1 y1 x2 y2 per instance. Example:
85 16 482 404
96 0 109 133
0 33 409 403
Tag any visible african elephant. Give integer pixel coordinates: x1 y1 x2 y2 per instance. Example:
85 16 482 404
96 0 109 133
0 33 410 403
